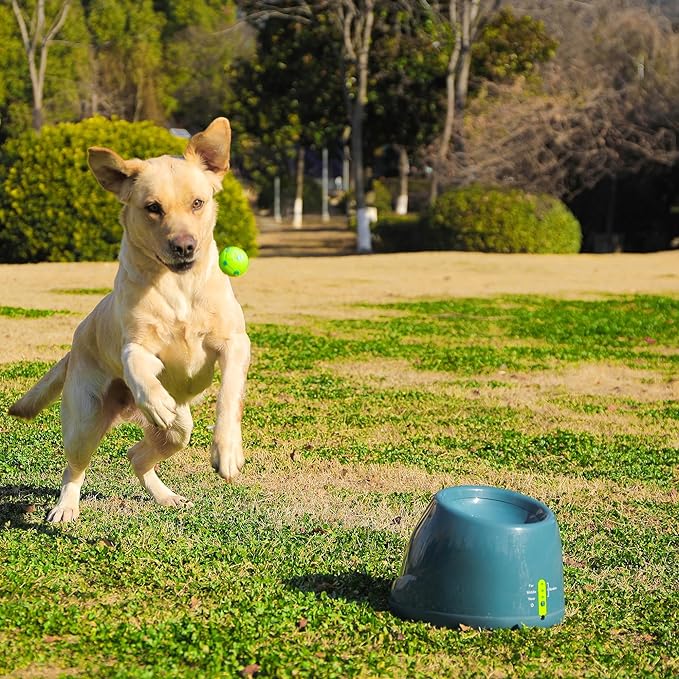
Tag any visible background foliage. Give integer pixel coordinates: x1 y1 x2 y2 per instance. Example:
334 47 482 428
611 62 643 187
374 186 581 254
0 0 677 253
0 117 257 262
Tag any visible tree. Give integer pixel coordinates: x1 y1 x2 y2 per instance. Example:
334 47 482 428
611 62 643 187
82 0 167 122
10 0 72 130
470 7 556 90
157 0 250 131
0 2 29 140
425 0 501 202
238 0 384 252
460 6 679 203
229 10 344 226
366 7 450 214
333 0 376 251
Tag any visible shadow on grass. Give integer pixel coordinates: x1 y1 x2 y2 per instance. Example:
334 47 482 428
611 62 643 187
0 484 60 530
286 571 393 611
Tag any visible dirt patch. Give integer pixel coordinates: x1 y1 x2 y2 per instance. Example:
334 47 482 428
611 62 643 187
237 249 679 325
518 364 679 401
0 231 677 362
327 359 679 444
224 449 679 533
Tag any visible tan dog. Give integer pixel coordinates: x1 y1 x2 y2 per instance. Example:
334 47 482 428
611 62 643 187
9 117 250 522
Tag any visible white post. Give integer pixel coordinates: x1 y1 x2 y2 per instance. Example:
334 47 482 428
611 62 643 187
356 208 372 253
322 147 330 222
396 145 409 215
293 198 303 228
292 147 304 229
274 176 281 223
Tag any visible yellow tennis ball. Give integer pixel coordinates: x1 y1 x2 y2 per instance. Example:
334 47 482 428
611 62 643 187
219 246 249 277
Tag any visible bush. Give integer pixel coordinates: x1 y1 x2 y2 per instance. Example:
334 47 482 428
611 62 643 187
373 214 428 252
370 178 394 215
429 185 581 253
0 117 257 263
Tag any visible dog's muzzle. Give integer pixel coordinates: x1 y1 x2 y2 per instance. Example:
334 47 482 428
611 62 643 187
165 234 197 273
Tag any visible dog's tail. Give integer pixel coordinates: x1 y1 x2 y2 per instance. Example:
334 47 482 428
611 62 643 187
9 353 70 420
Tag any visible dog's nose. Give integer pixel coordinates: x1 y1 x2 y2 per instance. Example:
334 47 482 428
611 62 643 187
170 234 196 259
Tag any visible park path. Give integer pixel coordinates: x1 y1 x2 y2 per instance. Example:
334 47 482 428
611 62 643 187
256 214 356 257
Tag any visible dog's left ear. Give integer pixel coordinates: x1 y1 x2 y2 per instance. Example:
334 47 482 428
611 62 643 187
88 147 145 201
185 117 231 183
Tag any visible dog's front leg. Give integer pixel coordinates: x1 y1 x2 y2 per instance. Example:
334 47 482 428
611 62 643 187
212 332 250 481
122 342 177 429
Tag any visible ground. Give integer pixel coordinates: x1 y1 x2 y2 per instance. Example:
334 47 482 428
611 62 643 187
1 221 678 364
1 222 678 677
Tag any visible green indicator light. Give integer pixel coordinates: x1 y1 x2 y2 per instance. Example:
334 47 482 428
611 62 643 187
538 579 548 617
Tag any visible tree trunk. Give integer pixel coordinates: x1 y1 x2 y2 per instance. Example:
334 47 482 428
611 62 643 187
293 146 305 229
322 147 330 222
453 0 478 154
429 0 461 205
274 176 282 223
342 142 351 193
352 2 375 254
32 106 44 131
11 0 71 132
395 145 409 215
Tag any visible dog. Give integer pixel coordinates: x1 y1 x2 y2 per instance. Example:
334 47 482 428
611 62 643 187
9 117 251 522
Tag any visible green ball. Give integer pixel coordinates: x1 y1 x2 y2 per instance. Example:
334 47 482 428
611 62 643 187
219 246 249 277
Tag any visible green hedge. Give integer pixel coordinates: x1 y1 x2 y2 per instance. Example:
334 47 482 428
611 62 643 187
375 185 581 254
0 117 257 263
429 185 581 253
373 214 427 252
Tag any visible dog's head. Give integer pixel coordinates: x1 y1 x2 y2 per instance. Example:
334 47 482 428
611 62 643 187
88 118 231 274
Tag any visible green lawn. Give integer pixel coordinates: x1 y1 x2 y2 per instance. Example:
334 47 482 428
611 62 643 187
1 295 677 678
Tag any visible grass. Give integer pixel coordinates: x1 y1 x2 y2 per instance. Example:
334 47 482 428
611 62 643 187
0 305 62 318
51 287 113 296
0 294 677 678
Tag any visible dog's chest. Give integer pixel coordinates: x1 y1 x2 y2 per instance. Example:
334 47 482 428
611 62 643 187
153 300 218 396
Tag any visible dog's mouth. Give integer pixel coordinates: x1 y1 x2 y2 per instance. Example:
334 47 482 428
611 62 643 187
157 256 196 273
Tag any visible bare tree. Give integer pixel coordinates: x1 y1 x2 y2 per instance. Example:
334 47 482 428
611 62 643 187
334 0 375 252
425 0 500 202
459 6 679 201
10 0 71 131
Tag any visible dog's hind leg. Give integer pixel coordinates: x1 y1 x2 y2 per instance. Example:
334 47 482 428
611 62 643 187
48 376 112 523
127 404 194 507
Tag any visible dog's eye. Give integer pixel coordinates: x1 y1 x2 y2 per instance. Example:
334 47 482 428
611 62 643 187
192 198 204 211
146 202 163 216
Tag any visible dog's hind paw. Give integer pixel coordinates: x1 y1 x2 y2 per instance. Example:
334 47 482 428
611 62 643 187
159 494 193 508
47 504 80 523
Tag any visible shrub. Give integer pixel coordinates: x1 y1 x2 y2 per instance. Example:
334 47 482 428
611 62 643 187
370 178 394 215
214 175 258 255
373 214 428 252
429 185 581 253
0 117 257 263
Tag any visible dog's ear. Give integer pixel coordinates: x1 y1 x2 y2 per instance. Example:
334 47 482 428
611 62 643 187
88 147 145 201
184 117 231 182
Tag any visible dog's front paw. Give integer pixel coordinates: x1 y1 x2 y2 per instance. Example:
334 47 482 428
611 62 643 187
211 440 245 482
47 503 80 523
139 389 177 430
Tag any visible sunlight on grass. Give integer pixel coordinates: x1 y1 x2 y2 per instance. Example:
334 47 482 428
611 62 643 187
51 287 112 296
0 294 677 678
0 305 61 318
